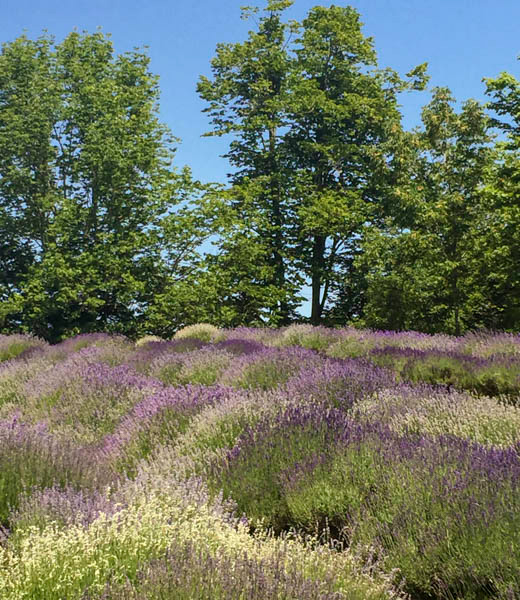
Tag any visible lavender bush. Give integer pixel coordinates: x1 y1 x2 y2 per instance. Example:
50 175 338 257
219 407 520 597
368 347 520 399
103 384 237 476
93 541 351 600
0 334 47 363
0 328 519 600
0 413 110 527
219 346 323 390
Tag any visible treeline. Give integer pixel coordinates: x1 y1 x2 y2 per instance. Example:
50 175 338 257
0 0 519 342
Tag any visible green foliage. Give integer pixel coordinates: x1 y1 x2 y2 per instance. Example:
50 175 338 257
1 5 520 339
199 3 427 326
359 88 494 334
477 68 520 331
198 4 303 325
0 32 207 342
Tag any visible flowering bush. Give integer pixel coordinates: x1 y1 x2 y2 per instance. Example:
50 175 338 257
0 327 519 599
174 323 223 343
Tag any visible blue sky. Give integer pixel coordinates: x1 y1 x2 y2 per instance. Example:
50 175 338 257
1 0 519 316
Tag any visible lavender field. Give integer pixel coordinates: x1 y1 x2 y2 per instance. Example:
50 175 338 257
0 325 519 599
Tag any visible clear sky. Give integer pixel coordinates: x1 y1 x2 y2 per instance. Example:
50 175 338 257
1 0 519 316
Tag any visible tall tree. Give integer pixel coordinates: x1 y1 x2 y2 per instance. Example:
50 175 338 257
198 0 302 325
360 88 493 334
285 5 427 324
481 68 520 329
199 2 427 325
0 31 189 340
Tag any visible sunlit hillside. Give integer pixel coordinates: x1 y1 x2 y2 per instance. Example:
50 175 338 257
0 326 519 599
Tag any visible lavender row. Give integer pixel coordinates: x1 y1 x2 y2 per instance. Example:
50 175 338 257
1 328 519 599
217 405 520 597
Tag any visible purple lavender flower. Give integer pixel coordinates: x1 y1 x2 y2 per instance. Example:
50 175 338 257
283 358 395 411
99 384 237 461
94 540 351 600
0 413 111 525
125 339 208 374
219 346 323 390
213 338 267 355
11 484 125 530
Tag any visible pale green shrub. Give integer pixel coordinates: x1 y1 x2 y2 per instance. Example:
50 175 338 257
173 323 223 343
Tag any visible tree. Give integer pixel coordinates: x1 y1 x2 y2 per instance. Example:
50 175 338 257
0 31 193 340
198 0 302 325
285 5 425 324
142 178 236 337
480 68 520 329
360 88 493 334
199 2 427 325
203 181 300 326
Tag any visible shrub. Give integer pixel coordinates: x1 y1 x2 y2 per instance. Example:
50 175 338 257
0 335 47 363
276 324 341 352
218 405 520 598
0 415 109 527
220 347 322 391
135 335 164 347
149 348 233 387
174 323 223 343
356 385 520 447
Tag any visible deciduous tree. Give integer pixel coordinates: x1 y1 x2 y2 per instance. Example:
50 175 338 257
0 31 193 340
360 88 493 334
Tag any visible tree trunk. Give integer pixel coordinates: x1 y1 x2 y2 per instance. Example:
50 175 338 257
268 124 291 324
311 234 326 325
